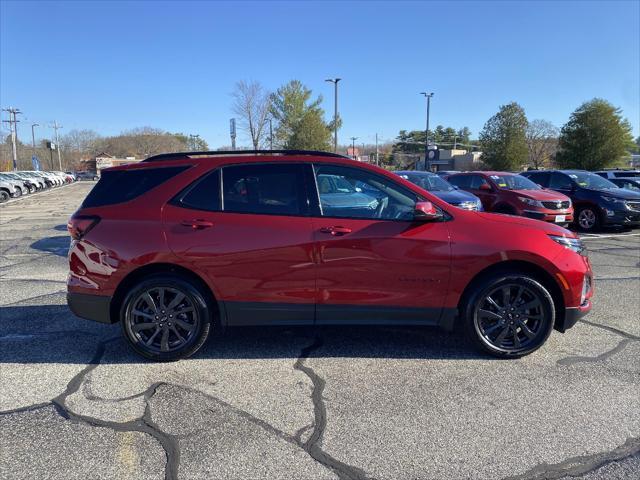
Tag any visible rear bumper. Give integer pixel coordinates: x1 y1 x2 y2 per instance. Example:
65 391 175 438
67 292 113 324
557 299 592 332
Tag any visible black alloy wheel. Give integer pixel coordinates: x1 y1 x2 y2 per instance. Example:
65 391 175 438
121 274 212 361
576 207 601 232
0 190 9 202
463 275 555 358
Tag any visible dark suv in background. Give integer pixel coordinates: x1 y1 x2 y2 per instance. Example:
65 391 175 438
521 170 640 231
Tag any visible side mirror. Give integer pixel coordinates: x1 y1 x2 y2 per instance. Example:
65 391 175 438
414 201 442 222
479 183 492 191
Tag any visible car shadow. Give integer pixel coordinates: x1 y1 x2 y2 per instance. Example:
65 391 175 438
30 235 70 256
0 304 490 364
53 224 68 232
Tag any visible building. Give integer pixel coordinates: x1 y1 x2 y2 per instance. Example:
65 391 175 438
405 148 484 171
79 153 143 174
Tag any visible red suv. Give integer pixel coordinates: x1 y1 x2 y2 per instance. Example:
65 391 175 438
67 151 592 361
446 171 574 226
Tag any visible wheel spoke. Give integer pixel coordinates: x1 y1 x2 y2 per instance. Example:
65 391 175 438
143 293 159 313
483 322 503 336
174 306 194 315
486 296 501 311
132 310 155 320
513 286 524 306
518 321 536 339
158 288 166 310
494 326 510 345
512 328 521 348
174 318 196 331
501 287 511 308
144 327 161 346
479 309 502 321
520 299 541 311
167 293 186 310
160 329 170 352
171 325 185 343
133 322 156 332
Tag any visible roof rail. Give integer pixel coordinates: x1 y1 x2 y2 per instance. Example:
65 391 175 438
143 149 350 162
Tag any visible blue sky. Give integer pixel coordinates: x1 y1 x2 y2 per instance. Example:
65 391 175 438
1 0 638 148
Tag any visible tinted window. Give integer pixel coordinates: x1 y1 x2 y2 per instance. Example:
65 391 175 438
469 175 490 189
567 171 618 190
489 174 540 190
82 166 188 208
178 170 221 211
448 175 472 189
614 171 640 178
400 173 454 192
522 171 549 187
222 163 307 216
314 165 417 221
549 172 573 190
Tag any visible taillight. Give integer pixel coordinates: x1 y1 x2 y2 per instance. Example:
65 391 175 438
67 215 100 240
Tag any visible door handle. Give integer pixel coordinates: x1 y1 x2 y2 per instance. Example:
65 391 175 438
181 219 214 230
320 226 352 236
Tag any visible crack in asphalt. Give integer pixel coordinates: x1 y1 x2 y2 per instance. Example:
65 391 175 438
294 336 373 480
46 337 181 480
503 436 640 480
580 319 640 341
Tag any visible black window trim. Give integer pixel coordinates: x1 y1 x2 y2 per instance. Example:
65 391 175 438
309 162 449 223
169 168 222 213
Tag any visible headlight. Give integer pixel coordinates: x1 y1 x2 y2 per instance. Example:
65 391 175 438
518 196 543 207
548 235 587 256
601 196 624 204
457 200 480 211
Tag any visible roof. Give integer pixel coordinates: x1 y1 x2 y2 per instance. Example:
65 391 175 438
143 149 349 163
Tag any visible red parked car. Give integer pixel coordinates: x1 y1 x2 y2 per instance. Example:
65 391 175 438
446 171 574 226
67 151 592 361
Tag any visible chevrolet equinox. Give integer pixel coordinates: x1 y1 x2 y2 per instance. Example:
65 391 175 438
67 151 593 361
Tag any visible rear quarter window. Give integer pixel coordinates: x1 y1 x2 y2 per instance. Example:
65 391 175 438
82 166 188 208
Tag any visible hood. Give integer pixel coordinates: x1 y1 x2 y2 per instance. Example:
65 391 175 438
431 189 480 205
510 189 570 201
474 211 570 235
587 188 640 200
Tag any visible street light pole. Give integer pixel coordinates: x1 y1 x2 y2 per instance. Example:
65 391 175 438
31 123 39 156
350 136 358 160
325 78 341 153
420 92 434 171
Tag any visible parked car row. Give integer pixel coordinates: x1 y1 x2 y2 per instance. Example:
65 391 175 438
0 170 76 203
400 168 640 232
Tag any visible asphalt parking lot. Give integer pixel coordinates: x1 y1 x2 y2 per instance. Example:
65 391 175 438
1 182 639 480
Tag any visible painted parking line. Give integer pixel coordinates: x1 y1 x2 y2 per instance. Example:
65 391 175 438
580 232 640 240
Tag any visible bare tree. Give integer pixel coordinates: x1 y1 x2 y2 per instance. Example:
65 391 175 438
526 119 559 169
231 80 271 149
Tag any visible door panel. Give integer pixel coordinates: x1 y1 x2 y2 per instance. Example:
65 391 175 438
163 163 316 325
311 164 451 324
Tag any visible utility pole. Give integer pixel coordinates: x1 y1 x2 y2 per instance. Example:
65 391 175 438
269 118 273 151
230 118 236 151
2 107 21 171
375 133 379 166
50 120 63 170
31 123 39 155
420 92 434 171
325 78 341 153
350 136 358 160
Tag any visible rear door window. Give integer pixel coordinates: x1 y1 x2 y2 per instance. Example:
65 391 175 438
221 163 308 216
177 170 221 211
82 166 188 208
549 173 573 190
523 171 549 187
469 175 490 189
447 175 472 189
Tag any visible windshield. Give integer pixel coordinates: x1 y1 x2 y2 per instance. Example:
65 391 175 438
570 172 619 190
490 174 540 190
403 173 454 191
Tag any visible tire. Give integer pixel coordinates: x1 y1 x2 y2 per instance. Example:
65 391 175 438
28 185 36 194
13 188 22 198
0 190 9 203
576 206 601 232
120 274 212 361
461 274 555 358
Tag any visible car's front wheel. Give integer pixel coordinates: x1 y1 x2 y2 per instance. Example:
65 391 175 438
0 190 9 203
121 274 212 361
576 206 601 232
462 274 555 358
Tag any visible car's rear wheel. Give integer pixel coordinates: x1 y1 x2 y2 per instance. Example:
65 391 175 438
13 188 22 197
0 190 9 203
576 206 601 232
121 274 212 361
28 185 36 194
462 274 555 358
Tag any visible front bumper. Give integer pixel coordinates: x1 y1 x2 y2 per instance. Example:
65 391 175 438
602 209 640 226
67 292 114 324
523 209 574 224
557 299 592 332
